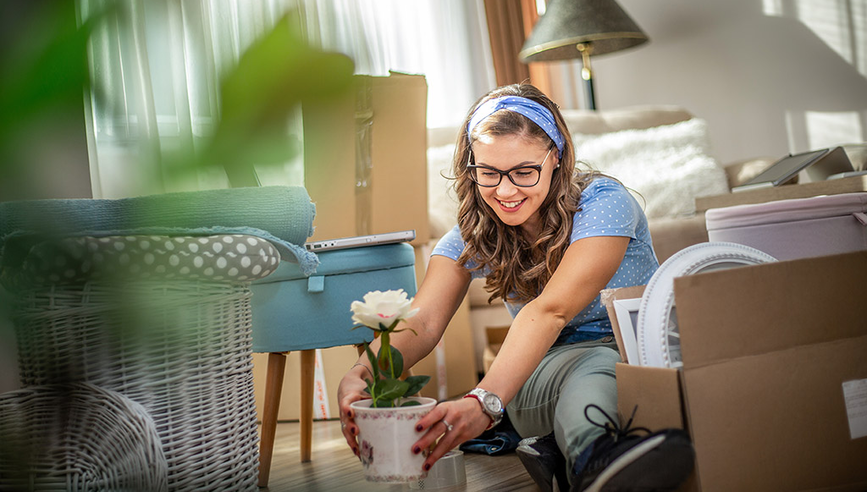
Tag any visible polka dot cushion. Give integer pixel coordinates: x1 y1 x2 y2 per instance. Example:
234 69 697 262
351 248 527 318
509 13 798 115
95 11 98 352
5 234 280 288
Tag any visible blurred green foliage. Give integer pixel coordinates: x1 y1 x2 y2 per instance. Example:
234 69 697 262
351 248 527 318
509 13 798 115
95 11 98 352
0 0 355 409
0 0 355 196
0 5 356 484
0 1 95 194
211 13 355 185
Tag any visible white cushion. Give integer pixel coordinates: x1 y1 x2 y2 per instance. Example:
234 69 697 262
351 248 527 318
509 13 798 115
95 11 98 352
573 118 730 219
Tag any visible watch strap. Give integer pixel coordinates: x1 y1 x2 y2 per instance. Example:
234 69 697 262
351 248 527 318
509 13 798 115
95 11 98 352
463 388 504 430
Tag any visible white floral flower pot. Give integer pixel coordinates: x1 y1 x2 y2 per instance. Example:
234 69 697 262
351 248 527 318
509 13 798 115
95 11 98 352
350 397 436 483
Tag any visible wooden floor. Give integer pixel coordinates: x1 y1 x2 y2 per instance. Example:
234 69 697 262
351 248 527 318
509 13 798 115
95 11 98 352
261 419 539 492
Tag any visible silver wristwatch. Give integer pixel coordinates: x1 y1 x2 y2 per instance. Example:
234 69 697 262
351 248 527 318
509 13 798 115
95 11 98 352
464 388 504 430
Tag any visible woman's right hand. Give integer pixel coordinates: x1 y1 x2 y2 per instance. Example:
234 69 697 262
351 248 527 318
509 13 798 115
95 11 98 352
337 365 371 456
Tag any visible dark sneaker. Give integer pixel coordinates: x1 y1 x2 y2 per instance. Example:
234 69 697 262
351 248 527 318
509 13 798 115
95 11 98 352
570 405 695 492
517 432 570 492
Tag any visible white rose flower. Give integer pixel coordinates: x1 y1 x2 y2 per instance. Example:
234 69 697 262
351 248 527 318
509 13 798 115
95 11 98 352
350 289 419 331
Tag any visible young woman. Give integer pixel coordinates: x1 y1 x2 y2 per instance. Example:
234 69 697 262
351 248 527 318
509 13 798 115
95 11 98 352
337 84 693 491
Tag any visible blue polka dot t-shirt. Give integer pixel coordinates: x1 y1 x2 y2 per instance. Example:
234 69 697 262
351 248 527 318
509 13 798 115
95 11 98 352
432 176 659 345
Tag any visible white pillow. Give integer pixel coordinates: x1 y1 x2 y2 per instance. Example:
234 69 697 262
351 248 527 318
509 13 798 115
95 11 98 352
573 118 729 219
427 144 460 238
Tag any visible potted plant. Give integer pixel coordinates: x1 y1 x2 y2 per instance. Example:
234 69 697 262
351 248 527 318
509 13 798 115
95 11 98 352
348 289 435 482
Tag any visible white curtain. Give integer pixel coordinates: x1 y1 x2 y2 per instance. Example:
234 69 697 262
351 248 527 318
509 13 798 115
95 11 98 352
300 0 497 128
80 0 495 198
80 0 303 198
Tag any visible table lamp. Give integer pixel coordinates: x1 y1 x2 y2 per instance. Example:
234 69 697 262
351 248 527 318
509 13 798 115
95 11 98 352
519 0 649 109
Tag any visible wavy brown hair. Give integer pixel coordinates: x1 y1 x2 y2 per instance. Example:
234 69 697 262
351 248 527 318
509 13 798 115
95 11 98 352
453 83 596 304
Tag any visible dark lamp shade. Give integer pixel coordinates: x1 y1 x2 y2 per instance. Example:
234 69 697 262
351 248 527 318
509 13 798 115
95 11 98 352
520 0 649 62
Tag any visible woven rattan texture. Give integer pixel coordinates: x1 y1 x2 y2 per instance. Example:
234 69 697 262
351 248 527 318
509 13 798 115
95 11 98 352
10 280 261 491
0 382 168 491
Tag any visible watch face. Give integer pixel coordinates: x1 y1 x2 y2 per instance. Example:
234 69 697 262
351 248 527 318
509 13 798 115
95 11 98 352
483 393 503 414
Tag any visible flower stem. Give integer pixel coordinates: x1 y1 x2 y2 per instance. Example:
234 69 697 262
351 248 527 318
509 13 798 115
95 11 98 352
381 331 394 379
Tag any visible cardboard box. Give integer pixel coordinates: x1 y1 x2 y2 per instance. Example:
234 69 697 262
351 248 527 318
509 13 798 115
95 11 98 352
482 325 510 374
302 86 357 242
364 72 430 245
304 72 429 244
605 252 867 491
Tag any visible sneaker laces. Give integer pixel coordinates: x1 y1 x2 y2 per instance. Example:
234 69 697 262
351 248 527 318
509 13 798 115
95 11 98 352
576 404 652 476
585 404 650 443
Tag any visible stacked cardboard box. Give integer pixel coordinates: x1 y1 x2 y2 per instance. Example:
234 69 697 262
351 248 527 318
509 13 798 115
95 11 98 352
605 252 867 491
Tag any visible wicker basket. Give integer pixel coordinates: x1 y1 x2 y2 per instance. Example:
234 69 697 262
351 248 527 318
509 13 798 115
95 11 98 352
0 382 168 491
5 235 280 492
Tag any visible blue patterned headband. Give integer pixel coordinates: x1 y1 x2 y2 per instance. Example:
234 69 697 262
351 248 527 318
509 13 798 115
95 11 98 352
467 96 565 158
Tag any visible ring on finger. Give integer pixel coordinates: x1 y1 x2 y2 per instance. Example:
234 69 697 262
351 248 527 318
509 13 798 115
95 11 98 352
441 419 453 432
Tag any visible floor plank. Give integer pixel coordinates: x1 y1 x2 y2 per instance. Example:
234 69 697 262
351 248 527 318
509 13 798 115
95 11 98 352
261 420 538 491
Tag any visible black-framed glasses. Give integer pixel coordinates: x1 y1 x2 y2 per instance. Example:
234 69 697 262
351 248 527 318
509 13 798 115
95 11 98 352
467 147 553 188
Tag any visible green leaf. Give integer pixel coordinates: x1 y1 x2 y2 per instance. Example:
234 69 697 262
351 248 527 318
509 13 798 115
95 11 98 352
197 11 354 176
403 375 430 396
376 378 410 403
363 343 380 379
400 400 422 407
378 344 404 378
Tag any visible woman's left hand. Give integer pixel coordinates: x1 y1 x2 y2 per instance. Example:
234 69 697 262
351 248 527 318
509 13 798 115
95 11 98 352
412 397 492 472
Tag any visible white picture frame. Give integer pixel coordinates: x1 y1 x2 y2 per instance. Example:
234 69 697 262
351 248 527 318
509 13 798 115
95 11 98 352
612 298 642 366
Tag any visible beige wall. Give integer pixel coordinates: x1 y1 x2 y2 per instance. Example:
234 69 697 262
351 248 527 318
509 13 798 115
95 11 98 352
549 0 867 165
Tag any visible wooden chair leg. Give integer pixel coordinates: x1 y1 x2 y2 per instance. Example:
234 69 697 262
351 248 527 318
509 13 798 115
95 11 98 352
300 349 315 463
259 352 287 488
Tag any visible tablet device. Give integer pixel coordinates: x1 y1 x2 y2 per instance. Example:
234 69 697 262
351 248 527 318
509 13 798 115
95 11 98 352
804 146 855 182
732 149 830 192
304 230 416 252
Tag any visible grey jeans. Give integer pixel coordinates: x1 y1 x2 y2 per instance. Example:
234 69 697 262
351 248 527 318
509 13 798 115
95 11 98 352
507 337 620 473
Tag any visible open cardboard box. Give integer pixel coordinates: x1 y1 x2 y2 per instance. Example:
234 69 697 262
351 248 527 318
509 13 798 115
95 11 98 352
603 251 867 491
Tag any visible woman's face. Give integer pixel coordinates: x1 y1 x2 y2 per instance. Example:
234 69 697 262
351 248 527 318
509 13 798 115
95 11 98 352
470 134 558 235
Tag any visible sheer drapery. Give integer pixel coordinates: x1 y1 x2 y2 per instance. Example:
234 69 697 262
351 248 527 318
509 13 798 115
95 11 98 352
80 0 496 198
301 0 497 128
80 0 302 198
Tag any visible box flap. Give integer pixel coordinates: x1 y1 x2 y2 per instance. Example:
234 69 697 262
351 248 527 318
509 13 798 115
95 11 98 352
675 251 867 368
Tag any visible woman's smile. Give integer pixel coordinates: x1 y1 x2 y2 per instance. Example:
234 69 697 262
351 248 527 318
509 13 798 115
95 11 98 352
497 198 525 210
471 134 557 233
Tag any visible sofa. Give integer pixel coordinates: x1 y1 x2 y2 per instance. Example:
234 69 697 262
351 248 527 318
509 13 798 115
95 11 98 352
424 105 797 371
